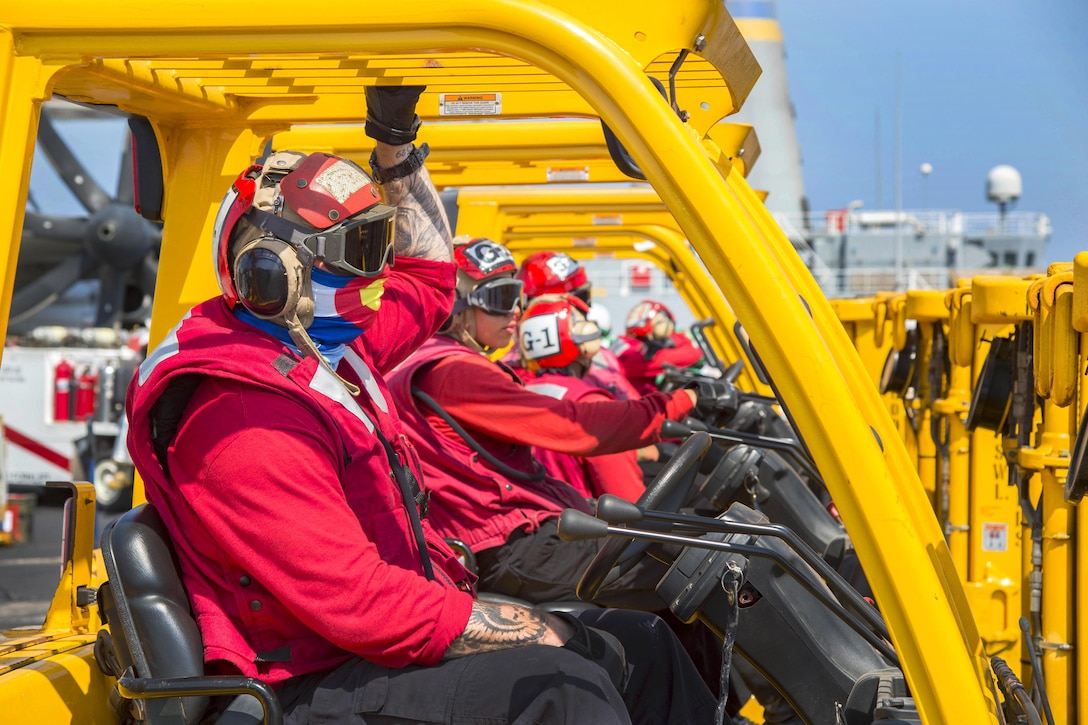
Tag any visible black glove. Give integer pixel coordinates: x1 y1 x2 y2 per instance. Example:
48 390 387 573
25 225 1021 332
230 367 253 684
689 378 739 422
554 611 629 692
640 337 675 359
365 85 426 145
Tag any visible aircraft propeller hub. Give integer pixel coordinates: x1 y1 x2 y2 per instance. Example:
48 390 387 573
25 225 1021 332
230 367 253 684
84 202 156 269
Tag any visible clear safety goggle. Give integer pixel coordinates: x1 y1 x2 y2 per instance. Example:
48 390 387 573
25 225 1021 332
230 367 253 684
466 278 525 315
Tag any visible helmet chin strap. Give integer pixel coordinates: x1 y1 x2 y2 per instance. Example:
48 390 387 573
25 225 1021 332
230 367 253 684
441 309 490 354
285 311 362 397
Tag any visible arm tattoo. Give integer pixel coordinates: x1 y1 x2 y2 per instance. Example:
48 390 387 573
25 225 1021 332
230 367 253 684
382 159 453 263
443 600 552 659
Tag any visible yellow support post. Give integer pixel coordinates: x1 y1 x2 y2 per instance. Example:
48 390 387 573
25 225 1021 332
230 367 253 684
1071 251 1088 723
829 297 887 386
914 321 939 509
1018 395 1073 723
1016 267 1076 721
966 278 1030 673
908 290 954 541
941 287 974 575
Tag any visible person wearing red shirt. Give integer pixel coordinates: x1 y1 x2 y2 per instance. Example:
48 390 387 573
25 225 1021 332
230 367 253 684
518 294 645 502
613 299 704 395
125 90 716 725
516 250 641 401
387 238 699 608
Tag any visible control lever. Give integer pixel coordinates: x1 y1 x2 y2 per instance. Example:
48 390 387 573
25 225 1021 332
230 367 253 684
595 495 882 634
688 318 725 373
557 505 896 664
722 359 744 384
660 419 821 485
661 418 696 439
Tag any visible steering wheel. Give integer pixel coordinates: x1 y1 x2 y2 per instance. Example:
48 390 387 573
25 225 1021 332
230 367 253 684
576 431 712 601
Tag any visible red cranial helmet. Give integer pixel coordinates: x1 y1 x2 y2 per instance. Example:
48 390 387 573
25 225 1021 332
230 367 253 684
516 251 591 302
452 238 522 315
518 294 602 371
625 299 675 340
212 151 391 312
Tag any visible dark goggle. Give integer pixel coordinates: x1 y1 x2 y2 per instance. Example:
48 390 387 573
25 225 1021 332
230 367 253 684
300 203 397 277
466 278 524 315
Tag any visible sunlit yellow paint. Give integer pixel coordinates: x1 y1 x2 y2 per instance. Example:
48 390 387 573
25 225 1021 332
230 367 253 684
0 1 1011 720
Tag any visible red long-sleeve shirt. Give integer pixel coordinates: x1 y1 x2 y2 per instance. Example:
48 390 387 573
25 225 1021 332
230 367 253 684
614 333 703 395
415 351 693 461
388 338 694 550
523 374 646 501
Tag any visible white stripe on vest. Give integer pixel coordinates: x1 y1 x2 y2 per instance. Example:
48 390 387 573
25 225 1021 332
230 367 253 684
340 347 389 413
524 382 570 401
138 310 191 386
308 364 375 432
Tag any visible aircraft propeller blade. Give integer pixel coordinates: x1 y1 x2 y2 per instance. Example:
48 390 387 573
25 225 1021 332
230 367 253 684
9 253 96 325
35 109 112 214
94 266 127 327
15 104 165 332
21 212 88 243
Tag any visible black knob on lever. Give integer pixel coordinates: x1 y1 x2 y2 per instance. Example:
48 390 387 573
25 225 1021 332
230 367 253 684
596 495 645 525
660 418 694 439
723 359 745 384
557 509 610 541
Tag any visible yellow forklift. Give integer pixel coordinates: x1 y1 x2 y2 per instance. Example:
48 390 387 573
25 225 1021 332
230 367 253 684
0 2 1049 722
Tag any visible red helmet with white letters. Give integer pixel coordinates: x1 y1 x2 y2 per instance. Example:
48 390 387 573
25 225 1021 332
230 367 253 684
452 237 522 315
516 251 591 303
518 294 602 371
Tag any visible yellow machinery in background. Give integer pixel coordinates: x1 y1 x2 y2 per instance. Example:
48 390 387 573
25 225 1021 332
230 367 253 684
831 264 1088 723
0 1 1062 722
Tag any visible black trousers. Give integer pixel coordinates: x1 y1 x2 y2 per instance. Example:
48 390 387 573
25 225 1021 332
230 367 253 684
475 517 728 702
475 517 671 610
274 608 718 725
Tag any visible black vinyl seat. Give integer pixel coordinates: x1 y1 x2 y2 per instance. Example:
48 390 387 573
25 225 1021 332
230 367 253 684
95 503 282 725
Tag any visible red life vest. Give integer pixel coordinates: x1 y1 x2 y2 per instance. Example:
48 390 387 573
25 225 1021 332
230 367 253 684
387 336 592 552
128 299 473 681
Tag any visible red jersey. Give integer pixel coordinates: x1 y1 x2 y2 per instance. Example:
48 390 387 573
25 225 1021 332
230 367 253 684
613 332 703 395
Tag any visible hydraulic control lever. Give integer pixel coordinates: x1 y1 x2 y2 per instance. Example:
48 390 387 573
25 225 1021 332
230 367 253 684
661 418 822 485
595 496 887 643
559 502 895 663
687 318 726 374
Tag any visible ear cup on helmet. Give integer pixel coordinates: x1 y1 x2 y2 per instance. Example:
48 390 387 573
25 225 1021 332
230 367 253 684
572 318 602 360
650 311 675 340
232 237 313 327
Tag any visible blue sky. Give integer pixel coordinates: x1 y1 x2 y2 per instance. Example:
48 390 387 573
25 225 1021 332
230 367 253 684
29 2 1088 266
775 0 1088 264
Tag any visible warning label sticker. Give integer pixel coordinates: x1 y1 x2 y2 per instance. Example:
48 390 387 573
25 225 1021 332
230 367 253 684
546 166 590 182
439 93 502 116
981 522 1008 552
592 214 623 226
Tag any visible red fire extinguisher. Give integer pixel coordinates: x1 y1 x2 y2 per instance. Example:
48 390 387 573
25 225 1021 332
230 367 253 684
54 359 74 422
74 366 99 421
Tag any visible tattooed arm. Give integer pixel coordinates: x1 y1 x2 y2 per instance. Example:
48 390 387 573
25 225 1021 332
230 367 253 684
373 141 452 263
442 599 575 660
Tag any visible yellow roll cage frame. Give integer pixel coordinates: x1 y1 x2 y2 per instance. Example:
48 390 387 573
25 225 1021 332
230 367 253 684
0 2 1001 721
